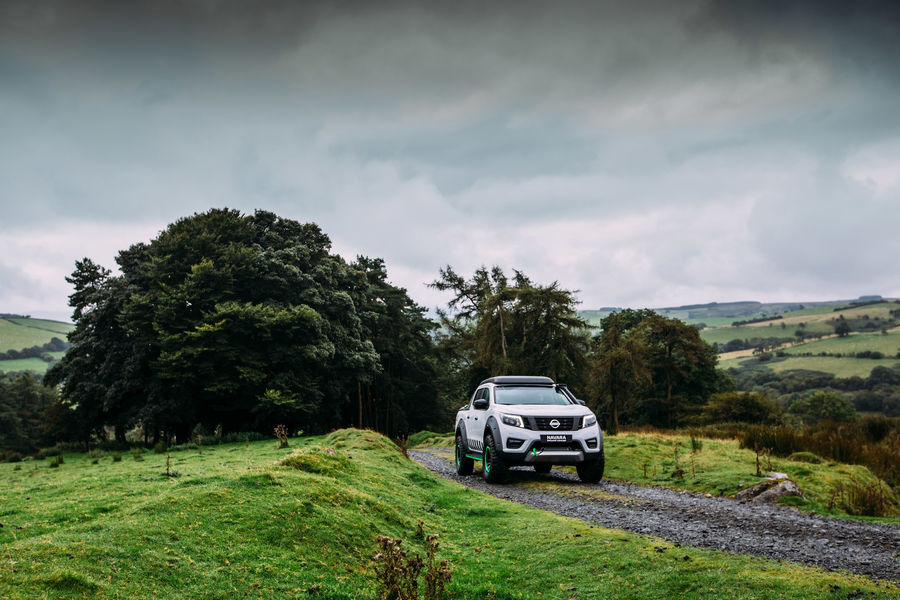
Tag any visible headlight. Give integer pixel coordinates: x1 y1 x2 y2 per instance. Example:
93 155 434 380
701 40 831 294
500 413 524 428
582 414 597 428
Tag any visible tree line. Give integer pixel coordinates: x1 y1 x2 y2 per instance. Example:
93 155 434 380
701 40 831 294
2 208 730 453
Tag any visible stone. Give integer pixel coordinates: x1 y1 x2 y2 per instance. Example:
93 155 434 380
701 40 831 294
753 480 804 504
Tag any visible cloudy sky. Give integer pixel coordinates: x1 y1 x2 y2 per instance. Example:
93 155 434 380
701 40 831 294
2 0 899 321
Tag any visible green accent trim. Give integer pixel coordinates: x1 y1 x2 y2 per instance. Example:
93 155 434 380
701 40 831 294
484 446 491 473
465 455 481 461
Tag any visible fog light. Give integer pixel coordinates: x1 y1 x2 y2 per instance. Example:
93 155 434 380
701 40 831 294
586 438 598 449
507 438 524 449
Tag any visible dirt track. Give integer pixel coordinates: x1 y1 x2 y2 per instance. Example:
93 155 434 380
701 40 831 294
411 448 900 582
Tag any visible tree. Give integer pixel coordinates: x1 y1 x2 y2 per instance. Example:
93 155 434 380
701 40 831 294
700 392 782 425
641 314 719 427
430 266 591 395
49 209 388 443
0 373 59 453
588 309 655 434
589 310 720 429
834 318 852 337
788 391 857 425
351 256 442 435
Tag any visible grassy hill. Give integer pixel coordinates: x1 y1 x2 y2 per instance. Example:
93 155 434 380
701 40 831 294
0 317 73 375
1 430 894 599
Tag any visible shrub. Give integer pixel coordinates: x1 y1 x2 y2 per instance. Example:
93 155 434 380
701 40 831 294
2 451 24 463
837 478 896 517
788 451 822 464
130 448 145 461
372 533 451 600
49 455 64 468
153 441 167 454
274 424 290 448
111 452 122 462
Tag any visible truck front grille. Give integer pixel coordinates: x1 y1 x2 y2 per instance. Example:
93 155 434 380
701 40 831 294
528 417 577 431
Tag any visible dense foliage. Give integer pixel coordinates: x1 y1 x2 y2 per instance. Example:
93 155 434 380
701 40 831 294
588 309 722 431
429 266 591 393
44 209 440 444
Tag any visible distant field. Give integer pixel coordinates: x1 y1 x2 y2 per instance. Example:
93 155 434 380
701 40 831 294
0 317 73 352
0 358 55 375
721 355 900 378
782 329 900 357
744 302 900 329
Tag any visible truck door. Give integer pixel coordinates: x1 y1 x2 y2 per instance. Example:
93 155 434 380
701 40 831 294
465 387 489 452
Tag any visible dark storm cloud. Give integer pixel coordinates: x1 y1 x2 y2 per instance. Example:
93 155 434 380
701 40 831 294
1 0 899 318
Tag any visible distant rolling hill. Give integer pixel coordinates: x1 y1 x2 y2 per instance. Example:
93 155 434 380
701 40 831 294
0 316 74 375
580 296 900 379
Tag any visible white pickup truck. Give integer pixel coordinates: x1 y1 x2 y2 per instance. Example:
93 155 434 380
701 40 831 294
454 376 604 483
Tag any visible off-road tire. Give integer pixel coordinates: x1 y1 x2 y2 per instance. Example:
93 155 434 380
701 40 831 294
533 463 552 474
455 432 474 475
576 449 605 483
482 432 507 483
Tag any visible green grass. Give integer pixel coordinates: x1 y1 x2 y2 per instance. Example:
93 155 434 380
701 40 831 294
0 317 73 353
781 329 900 356
721 355 900 378
413 431 899 520
0 357 56 375
2 430 896 599
602 432 898 519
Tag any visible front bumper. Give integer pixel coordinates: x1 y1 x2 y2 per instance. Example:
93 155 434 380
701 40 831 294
497 421 602 464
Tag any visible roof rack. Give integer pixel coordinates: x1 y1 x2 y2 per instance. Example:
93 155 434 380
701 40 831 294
479 375 554 386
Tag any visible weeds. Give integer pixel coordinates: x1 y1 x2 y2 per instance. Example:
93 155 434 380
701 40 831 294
274 424 290 449
690 436 703 453
372 530 451 600
49 455 64 469
111 452 122 462
130 448 144 462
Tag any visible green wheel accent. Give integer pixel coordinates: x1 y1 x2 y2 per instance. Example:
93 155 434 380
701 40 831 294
484 446 491 473
455 432 474 475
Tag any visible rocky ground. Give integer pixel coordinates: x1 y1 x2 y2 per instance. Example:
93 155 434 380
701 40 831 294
411 448 900 582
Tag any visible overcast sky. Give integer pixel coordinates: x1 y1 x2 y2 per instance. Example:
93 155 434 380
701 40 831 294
2 0 899 322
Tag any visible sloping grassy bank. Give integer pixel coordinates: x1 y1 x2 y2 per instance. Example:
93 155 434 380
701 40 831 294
1 430 896 599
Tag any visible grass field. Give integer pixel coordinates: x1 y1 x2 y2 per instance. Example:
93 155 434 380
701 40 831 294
721 355 900 378
0 318 73 353
781 329 900 356
412 432 899 520
0 357 56 375
1 430 896 599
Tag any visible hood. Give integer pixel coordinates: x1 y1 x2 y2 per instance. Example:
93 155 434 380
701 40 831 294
494 404 593 417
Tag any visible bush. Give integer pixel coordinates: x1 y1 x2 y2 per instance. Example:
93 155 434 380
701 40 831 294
788 451 822 464
153 441 167 454
2 451 23 463
699 392 783 425
130 448 145 461
111 452 122 462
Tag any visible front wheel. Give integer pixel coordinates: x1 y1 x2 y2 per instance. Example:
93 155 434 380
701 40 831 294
455 432 474 475
576 449 605 483
483 432 507 483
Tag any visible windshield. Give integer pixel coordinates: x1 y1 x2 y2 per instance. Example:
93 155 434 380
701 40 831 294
494 386 571 406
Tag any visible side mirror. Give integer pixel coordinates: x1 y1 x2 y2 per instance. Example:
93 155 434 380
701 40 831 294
575 399 586 406
473 398 489 410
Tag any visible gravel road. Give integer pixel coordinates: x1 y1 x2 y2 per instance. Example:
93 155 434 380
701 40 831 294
411 448 900 581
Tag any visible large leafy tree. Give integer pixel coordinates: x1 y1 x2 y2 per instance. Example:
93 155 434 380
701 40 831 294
352 256 443 435
588 309 655 433
49 209 386 442
589 310 720 429
431 266 591 394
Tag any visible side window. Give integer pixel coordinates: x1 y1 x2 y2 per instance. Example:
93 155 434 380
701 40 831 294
473 387 489 410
